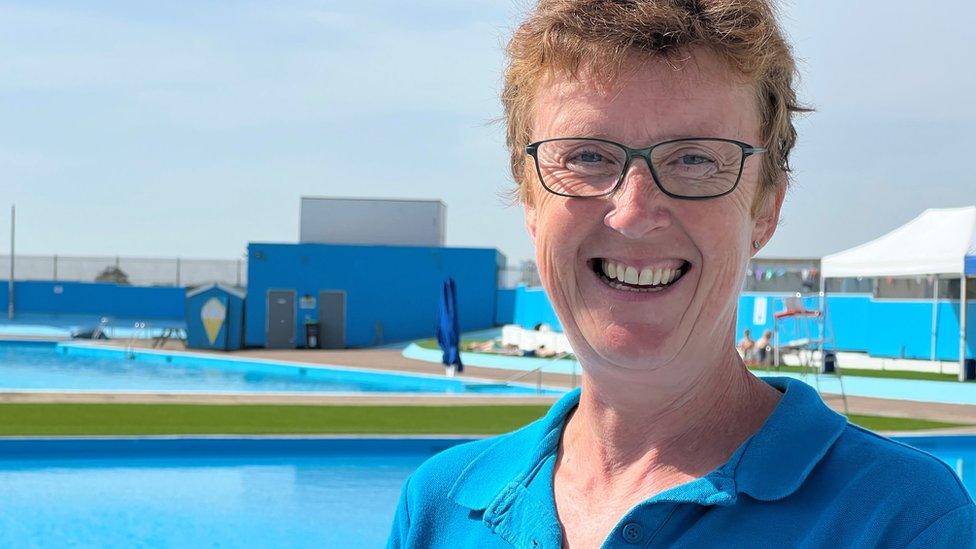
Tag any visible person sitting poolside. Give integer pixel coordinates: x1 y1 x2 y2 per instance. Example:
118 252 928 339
755 329 774 367
388 1 975 547
737 328 755 363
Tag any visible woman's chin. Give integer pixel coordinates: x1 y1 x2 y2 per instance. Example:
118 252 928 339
584 323 682 371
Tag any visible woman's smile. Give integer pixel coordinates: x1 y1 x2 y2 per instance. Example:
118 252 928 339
591 257 690 289
584 257 693 300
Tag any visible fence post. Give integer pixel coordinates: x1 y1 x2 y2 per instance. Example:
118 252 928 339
53 254 58 281
175 257 181 287
7 205 14 320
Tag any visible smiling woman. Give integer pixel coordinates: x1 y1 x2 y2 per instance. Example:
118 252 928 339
388 1 976 547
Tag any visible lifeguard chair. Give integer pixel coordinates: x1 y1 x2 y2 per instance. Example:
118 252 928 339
772 293 848 413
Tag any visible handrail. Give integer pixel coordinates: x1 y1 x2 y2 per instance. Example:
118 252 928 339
91 316 110 340
503 352 574 393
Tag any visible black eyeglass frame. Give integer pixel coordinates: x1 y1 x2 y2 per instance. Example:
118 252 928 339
524 137 767 201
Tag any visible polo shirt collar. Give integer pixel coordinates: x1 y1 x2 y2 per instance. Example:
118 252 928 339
449 376 847 511
733 376 848 500
448 386 579 510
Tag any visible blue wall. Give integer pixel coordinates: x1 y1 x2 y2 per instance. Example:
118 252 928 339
504 286 976 361
496 285 564 331
0 281 184 320
495 288 516 326
245 243 503 348
735 293 975 361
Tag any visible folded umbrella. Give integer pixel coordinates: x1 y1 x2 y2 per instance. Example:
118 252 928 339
436 277 463 373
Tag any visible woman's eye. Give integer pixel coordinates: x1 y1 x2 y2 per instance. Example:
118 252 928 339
574 151 605 163
680 154 713 165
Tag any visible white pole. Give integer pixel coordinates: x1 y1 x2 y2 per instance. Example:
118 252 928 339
961 275 969 382
931 277 939 366
7 204 14 320
818 272 826 370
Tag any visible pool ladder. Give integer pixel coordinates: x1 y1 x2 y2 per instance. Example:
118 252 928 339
124 321 151 359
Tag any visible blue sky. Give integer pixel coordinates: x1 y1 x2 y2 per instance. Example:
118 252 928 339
2 1 975 265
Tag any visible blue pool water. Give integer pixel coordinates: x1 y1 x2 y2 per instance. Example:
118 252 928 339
0 436 971 547
0 341 558 395
0 438 452 548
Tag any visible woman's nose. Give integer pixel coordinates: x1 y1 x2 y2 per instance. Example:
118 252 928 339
603 158 673 239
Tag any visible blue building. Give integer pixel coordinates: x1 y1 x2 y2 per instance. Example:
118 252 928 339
245 242 504 349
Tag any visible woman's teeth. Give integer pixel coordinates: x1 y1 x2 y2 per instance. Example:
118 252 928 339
599 259 685 292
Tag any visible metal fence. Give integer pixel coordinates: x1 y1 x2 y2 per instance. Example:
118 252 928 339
0 254 246 288
498 260 542 289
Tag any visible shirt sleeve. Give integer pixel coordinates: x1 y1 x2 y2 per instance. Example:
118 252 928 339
904 503 976 548
386 475 413 549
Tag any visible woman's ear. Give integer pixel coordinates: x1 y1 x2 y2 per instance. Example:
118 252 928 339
522 183 538 239
751 175 787 253
523 200 538 239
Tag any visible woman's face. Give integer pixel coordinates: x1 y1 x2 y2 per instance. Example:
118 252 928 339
524 48 784 374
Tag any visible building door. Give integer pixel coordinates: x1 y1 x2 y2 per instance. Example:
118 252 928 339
319 291 346 349
266 289 296 349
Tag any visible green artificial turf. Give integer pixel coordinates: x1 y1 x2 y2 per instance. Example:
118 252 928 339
751 364 959 382
846 415 968 432
0 404 552 436
0 404 967 436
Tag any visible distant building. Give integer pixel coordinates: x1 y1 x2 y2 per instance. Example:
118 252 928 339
246 242 503 349
519 260 542 287
745 257 822 294
299 196 446 247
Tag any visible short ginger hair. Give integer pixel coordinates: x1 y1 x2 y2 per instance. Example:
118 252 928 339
502 0 807 214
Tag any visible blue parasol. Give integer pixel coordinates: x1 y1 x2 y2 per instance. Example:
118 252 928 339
436 277 463 373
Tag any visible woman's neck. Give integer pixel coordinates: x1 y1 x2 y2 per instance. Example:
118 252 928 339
558 347 782 491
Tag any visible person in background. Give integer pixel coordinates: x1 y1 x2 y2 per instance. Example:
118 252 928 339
755 329 773 367
737 328 755 364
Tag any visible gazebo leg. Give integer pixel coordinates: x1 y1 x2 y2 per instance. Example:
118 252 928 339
960 275 969 382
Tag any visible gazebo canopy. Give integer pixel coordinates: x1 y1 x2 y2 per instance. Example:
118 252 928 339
821 206 976 278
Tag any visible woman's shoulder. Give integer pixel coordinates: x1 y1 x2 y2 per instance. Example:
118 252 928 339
406 435 506 493
387 418 554 546
404 416 549 502
833 423 972 503
821 423 975 542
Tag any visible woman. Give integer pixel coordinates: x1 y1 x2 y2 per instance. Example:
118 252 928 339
389 1 975 547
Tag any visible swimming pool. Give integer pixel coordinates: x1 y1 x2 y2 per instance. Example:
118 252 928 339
0 435 971 547
404 343 976 405
0 341 560 395
0 437 452 547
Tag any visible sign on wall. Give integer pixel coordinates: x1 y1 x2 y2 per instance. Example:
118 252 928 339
752 296 767 326
201 297 227 345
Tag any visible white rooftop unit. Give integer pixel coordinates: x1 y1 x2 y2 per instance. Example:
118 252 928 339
299 197 446 247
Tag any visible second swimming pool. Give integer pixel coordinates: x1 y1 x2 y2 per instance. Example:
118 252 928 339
0 341 561 395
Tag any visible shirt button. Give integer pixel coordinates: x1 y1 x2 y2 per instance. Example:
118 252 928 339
621 522 644 544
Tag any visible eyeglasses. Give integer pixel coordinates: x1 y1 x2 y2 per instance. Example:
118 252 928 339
525 137 766 200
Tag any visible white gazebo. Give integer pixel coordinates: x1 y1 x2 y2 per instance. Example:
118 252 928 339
819 206 976 380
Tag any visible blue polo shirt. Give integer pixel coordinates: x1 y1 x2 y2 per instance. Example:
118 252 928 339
387 377 975 548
